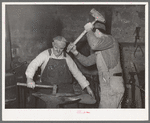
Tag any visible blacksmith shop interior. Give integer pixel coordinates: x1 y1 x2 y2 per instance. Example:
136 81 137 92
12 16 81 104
5 4 145 109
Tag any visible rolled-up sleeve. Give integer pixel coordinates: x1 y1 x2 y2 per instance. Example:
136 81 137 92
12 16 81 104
66 54 89 89
25 51 47 79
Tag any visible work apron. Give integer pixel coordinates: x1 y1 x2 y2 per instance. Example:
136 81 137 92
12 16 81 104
96 51 125 108
35 51 74 108
40 58 73 94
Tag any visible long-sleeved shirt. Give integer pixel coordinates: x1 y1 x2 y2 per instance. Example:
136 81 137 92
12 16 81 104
75 29 124 108
86 29 114 51
75 29 120 70
25 48 89 89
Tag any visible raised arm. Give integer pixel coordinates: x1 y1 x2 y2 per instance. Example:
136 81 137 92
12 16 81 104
67 43 96 67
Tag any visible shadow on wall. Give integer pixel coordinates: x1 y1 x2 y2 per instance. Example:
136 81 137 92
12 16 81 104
33 6 64 48
47 14 64 47
30 6 65 50
104 6 113 35
7 5 114 62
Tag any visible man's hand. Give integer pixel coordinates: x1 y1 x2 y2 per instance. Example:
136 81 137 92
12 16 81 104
84 22 93 32
67 42 79 55
86 85 95 98
27 78 35 89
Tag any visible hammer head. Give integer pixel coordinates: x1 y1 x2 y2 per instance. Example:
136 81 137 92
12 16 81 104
90 8 105 23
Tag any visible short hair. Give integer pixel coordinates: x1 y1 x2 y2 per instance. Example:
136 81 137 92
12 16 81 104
53 36 67 43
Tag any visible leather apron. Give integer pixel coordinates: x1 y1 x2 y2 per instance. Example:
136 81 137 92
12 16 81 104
39 50 74 94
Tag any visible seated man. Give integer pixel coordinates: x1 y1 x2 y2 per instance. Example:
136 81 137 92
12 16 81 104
25 36 95 108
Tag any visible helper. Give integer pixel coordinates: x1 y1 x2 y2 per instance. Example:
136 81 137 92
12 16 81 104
67 23 125 108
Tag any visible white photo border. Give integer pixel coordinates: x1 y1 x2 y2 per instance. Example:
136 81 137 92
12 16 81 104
2 2 149 121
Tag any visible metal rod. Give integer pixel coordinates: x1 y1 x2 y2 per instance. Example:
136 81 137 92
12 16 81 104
17 82 54 88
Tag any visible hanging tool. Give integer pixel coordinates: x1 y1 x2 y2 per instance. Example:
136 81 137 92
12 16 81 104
134 45 144 58
133 27 144 58
133 27 141 47
67 8 105 52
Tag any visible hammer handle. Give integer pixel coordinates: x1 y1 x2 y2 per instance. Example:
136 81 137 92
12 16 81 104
17 82 54 88
67 19 97 52
73 30 87 45
74 19 97 45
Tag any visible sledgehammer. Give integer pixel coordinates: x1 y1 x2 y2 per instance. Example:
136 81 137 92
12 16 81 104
67 8 105 52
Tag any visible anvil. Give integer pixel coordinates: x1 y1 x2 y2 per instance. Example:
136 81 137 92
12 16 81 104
32 92 96 108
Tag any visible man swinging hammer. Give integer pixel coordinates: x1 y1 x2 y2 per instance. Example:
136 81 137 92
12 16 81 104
67 16 125 108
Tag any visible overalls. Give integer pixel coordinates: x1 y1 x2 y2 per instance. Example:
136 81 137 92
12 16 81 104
96 51 125 108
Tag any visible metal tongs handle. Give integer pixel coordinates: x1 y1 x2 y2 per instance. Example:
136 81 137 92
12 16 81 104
17 82 57 95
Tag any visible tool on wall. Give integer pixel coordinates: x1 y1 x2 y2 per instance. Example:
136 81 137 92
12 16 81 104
67 8 105 52
133 27 141 47
133 27 144 58
134 45 144 58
